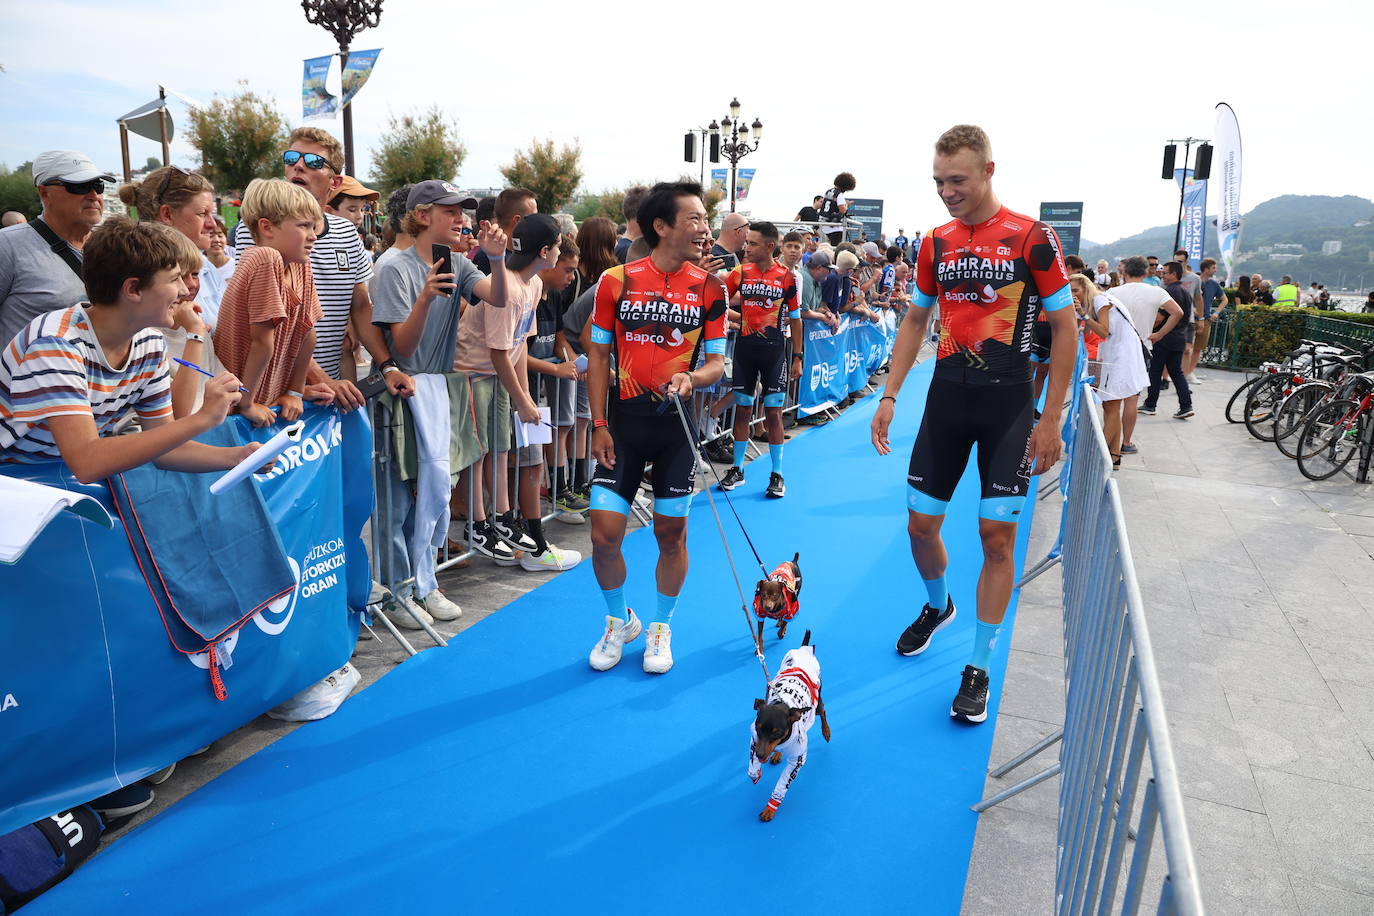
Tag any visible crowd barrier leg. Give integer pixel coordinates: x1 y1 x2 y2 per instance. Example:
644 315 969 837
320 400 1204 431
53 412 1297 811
368 398 420 656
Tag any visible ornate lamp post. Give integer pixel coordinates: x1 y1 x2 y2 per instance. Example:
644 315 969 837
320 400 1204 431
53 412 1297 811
714 98 762 213
301 0 384 176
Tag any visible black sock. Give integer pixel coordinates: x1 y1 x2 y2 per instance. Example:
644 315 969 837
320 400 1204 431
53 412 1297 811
554 464 568 494
526 517 549 554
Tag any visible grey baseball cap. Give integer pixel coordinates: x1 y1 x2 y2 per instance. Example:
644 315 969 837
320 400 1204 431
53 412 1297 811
406 179 479 211
862 241 881 259
808 250 833 269
32 150 116 186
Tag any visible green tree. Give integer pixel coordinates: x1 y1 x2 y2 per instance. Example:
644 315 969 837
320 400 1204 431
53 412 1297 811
185 82 289 194
369 107 467 198
500 139 584 215
142 156 162 174
0 162 40 219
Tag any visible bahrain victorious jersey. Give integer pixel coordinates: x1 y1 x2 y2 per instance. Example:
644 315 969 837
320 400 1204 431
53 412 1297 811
915 206 1072 384
592 257 728 414
725 260 800 344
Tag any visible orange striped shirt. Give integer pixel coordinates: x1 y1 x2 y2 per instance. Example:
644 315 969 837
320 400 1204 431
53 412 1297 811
213 246 322 404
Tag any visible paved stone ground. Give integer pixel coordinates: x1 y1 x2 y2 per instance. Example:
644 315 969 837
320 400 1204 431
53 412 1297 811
964 369 1374 915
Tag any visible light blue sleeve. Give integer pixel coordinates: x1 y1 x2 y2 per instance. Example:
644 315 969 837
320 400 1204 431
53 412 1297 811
590 324 612 345
913 291 936 309
1041 285 1073 312
704 338 726 355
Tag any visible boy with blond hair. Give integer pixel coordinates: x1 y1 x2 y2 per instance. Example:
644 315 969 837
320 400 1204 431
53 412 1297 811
0 217 257 481
214 179 324 427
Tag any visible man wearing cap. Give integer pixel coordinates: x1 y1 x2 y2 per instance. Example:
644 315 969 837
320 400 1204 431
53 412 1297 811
327 175 380 230
0 151 114 347
232 126 411 407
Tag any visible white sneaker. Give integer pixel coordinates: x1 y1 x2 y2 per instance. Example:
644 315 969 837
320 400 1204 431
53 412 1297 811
521 544 583 572
1186 373 1201 384
589 610 642 671
643 622 674 674
555 508 587 526
368 580 387 605
417 588 462 620
383 594 433 630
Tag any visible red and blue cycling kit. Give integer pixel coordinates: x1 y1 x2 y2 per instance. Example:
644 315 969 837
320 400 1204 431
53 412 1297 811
725 260 801 405
589 256 728 517
907 206 1072 521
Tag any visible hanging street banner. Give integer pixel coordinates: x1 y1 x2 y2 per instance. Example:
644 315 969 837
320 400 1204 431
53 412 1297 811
1213 102 1243 285
340 48 382 107
709 168 728 199
1038 202 1084 257
302 55 337 120
846 198 885 242
1174 168 1208 272
733 168 756 201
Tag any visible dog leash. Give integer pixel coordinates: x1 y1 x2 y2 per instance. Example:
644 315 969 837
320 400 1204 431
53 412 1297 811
667 391 771 686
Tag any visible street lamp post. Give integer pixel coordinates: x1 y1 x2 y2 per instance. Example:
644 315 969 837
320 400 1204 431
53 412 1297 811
714 98 762 213
301 0 384 177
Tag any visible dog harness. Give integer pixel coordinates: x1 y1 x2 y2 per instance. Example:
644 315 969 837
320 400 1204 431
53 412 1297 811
753 561 801 622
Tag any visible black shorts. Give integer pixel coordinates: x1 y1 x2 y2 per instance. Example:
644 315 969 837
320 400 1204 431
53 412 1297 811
732 340 788 401
1030 320 1052 363
907 377 1034 522
590 410 696 518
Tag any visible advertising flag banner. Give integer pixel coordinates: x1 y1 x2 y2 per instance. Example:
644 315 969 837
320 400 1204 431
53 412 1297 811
340 48 382 107
1213 103 1243 285
302 55 337 120
1038 202 1084 257
709 168 728 198
1176 170 1208 272
733 168 756 201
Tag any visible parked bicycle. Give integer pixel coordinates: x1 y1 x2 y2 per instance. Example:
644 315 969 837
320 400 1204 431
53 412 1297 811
1241 341 1358 441
1294 383 1374 481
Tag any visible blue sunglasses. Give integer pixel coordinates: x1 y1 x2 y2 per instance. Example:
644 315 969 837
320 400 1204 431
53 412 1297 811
282 150 336 171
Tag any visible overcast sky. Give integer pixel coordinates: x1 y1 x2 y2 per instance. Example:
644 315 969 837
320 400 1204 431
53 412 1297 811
2 0 1369 245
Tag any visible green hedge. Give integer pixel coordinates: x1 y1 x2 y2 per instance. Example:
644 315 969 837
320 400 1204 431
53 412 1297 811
1219 304 1374 366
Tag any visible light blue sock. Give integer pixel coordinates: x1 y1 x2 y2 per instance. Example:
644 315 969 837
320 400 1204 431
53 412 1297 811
923 576 948 610
654 591 680 625
969 620 1002 671
769 443 783 474
601 585 627 620
733 439 747 468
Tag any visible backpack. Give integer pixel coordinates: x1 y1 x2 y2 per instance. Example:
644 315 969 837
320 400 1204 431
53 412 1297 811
817 187 843 223
0 807 104 912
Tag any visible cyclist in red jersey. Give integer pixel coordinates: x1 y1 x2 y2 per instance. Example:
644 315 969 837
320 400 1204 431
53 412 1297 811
871 125 1077 724
719 221 803 498
585 181 728 675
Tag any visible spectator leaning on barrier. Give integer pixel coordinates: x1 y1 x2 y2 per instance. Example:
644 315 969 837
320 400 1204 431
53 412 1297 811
615 186 648 264
369 180 504 629
233 127 411 408
529 233 585 524
0 217 260 481
0 151 114 348
213 179 329 428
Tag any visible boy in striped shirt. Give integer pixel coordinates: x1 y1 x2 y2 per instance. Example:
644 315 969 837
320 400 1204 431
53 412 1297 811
0 218 263 482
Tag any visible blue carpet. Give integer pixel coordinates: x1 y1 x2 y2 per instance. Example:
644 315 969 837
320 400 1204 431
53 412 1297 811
33 360 1037 915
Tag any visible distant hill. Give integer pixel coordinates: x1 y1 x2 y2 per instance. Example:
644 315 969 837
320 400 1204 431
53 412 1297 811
1081 195 1374 288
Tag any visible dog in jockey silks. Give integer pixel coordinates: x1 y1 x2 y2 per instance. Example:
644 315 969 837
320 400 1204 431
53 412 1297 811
748 630 831 822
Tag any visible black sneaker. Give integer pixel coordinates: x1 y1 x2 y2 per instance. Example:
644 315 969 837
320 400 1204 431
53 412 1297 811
951 665 990 723
471 521 518 566
766 472 785 498
1173 407 1195 420
705 438 734 465
493 512 539 553
719 466 745 491
91 783 155 819
896 597 956 656
1138 406 1157 416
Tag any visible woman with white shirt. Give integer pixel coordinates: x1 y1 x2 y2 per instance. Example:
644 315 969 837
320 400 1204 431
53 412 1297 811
1070 273 1148 470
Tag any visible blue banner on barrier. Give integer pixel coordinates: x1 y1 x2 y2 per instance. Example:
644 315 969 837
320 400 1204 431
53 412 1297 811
0 406 370 833
798 312 898 416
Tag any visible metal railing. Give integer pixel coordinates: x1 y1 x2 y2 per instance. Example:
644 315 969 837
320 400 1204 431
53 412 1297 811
975 384 1205 915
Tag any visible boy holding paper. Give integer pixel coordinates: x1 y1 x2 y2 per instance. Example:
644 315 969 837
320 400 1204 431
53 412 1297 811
453 213 580 573
0 218 260 482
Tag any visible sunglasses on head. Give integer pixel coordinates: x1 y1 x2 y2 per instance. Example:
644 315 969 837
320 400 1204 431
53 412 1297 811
46 178 106 196
156 165 187 205
282 150 336 171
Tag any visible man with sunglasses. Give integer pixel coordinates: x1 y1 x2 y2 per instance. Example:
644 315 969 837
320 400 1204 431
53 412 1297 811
0 151 114 347
232 128 412 408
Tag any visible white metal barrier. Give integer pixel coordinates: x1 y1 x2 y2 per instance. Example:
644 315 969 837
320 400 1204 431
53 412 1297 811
975 384 1205 915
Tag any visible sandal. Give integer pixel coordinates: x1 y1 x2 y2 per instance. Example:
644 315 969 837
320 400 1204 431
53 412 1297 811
1111 453 1122 470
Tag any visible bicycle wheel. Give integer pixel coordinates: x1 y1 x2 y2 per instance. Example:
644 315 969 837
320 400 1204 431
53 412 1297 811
1243 375 1288 441
1296 399 1365 480
1275 382 1334 458
1225 375 1264 424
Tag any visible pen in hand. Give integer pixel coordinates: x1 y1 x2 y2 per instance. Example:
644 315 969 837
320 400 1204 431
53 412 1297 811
172 357 250 394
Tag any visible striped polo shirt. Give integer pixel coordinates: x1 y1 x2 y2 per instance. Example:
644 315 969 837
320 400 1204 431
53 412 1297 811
233 212 372 378
0 304 173 463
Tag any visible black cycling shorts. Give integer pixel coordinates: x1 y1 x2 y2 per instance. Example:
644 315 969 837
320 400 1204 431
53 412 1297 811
590 411 696 518
906 377 1034 522
732 340 788 400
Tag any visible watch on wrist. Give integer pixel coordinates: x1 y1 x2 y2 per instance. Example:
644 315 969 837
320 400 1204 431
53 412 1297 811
185 332 205 343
